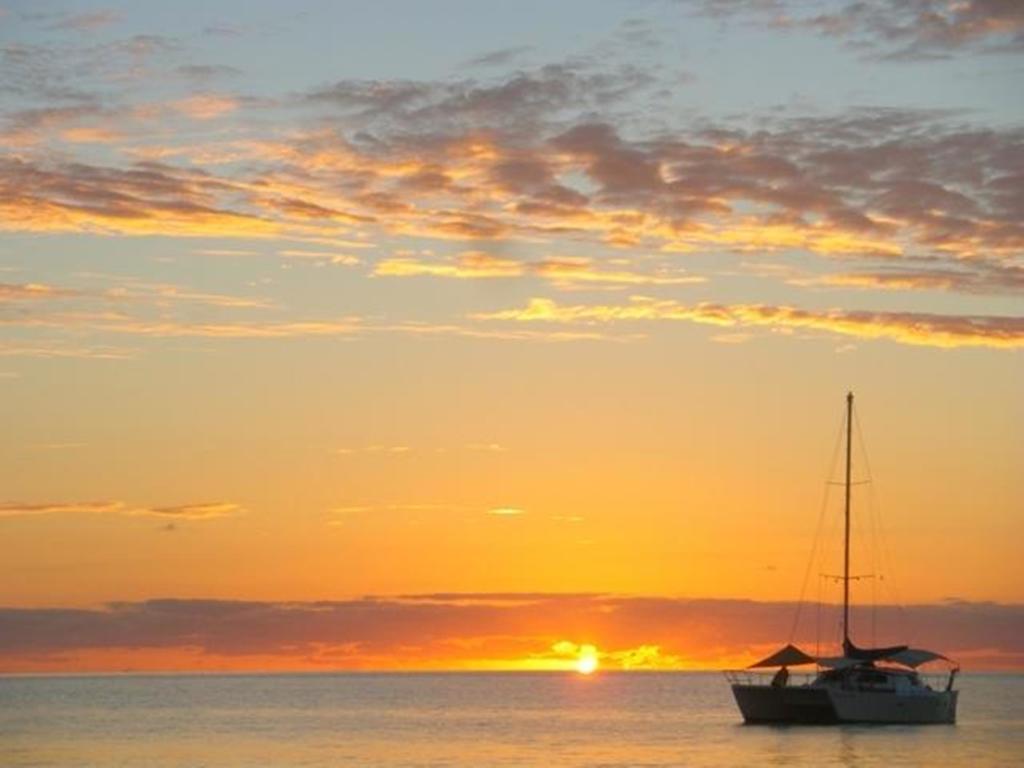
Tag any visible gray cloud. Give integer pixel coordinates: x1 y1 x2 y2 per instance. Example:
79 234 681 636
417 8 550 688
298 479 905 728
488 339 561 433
796 259 1024 295
305 62 656 138
463 46 535 68
0 594 1019 669
46 9 122 32
683 0 1024 60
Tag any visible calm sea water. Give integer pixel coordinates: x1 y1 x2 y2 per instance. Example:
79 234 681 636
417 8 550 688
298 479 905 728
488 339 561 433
1 672 1022 767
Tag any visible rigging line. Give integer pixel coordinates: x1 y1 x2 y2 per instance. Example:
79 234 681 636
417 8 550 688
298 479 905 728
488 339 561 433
815 574 822 658
853 406 880 646
788 407 846 643
854 406 910 644
847 482 870 642
856 409 888 651
817 420 844 654
871 501 878 647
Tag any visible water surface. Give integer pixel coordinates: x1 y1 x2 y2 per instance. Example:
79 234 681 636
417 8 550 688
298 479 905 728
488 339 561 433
2 672 1021 766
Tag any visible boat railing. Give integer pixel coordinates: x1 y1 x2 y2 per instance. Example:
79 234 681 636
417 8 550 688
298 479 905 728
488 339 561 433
723 669 817 687
918 671 957 692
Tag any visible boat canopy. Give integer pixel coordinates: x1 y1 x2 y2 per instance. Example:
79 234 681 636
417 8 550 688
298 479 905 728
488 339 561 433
843 638 908 662
749 644 954 670
815 655 861 670
747 643 817 668
884 648 955 668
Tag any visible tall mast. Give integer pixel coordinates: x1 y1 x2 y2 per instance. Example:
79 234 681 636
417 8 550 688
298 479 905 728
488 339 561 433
843 391 853 648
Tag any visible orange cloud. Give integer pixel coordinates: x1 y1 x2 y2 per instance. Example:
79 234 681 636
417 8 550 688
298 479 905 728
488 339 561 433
375 251 523 278
475 297 1024 349
0 282 79 300
4 97 1021 276
0 341 136 359
278 249 363 265
793 262 1024 296
59 126 124 144
170 94 239 120
78 317 362 339
374 252 706 289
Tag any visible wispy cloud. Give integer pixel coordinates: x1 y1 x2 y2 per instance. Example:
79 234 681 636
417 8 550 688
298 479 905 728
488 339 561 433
146 502 242 519
81 317 362 339
169 94 239 120
334 445 412 456
793 261 1024 296
684 0 1024 60
2 34 181 101
0 501 241 519
278 249 362 265
334 443 506 455
2 312 362 339
476 296 1024 349
374 251 705 289
464 46 534 68
375 251 523 279
0 279 271 309
0 341 136 360
467 443 506 452
45 9 122 32
0 282 80 300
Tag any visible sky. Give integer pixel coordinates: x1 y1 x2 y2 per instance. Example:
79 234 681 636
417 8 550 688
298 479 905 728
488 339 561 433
0 0 1022 673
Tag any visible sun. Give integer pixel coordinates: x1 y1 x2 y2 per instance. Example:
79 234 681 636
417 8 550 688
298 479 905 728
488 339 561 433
576 646 599 675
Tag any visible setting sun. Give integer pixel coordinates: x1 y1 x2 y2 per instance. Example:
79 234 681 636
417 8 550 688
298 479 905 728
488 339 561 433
576 646 599 675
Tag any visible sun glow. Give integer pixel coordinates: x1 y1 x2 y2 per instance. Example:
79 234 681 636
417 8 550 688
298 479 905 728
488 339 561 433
576 645 599 675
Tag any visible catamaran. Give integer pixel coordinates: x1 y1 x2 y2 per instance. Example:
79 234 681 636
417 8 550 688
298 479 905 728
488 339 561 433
726 393 959 724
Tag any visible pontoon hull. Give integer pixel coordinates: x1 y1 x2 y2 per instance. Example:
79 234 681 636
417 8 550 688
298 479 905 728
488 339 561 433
829 687 958 724
731 684 958 725
731 684 837 724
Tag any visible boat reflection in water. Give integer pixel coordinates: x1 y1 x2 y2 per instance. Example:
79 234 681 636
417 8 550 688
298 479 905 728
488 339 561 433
726 394 959 725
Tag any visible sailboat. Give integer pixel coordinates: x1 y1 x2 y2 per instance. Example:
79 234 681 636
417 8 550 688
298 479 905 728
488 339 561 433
726 393 959 724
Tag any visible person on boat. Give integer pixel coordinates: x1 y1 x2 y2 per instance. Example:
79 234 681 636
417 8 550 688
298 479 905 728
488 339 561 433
771 666 789 687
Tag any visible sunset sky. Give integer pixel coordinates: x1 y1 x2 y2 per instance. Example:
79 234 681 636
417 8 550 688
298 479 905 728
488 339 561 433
1 0 1022 673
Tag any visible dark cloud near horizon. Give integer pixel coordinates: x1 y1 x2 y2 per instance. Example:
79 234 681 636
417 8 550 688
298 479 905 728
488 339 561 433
1 594 1021 669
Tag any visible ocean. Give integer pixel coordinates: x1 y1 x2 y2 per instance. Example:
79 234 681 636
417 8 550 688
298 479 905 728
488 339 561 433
2 672 1022 766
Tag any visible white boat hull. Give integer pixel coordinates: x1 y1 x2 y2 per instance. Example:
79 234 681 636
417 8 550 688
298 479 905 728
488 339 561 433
829 686 958 724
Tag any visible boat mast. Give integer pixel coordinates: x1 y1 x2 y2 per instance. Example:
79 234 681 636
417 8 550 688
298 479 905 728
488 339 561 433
843 391 853 649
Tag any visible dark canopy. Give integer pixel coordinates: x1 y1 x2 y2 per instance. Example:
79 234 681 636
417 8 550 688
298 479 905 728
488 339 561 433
748 643 817 668
843 638 908 662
